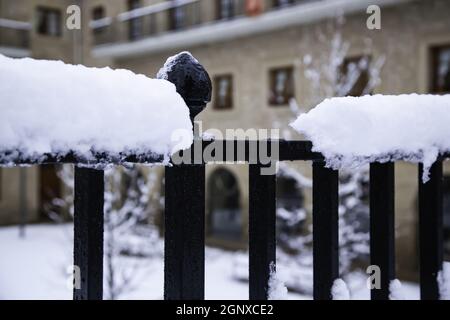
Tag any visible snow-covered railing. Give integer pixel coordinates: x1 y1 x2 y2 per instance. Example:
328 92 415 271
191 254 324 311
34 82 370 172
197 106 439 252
291 94 450 300
1 52 448 300
117 0 200 22
0 54 193 166
91 0 206 45
0 18 30 49
0 18 32 30
89 17 113 30
0 52 212 300
89 0 329 47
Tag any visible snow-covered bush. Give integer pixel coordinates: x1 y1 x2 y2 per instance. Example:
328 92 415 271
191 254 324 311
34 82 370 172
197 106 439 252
338 168 370 273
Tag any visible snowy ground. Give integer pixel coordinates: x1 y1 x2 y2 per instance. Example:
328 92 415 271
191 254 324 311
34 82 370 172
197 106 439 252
0 224 420 300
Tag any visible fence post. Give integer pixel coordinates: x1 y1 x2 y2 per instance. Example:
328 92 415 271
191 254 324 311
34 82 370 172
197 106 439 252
313 161 339 300
159 52 211 300
419 161 443 300
370 162 395 300
249 162 276 300
73 167 104 300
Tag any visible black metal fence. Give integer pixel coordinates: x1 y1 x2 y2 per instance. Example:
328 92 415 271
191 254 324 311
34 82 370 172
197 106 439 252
1 53 446 300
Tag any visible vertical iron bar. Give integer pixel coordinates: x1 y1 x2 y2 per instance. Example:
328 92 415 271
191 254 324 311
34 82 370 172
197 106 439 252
370 162 395 300
159 51 211 300
19 167 27 238
164 163 205 300
249 163 276 300
73 167 104 300
419 161 443 300
313 161 339 300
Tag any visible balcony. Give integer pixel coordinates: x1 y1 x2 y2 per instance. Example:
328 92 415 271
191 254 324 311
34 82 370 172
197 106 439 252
91 0 410 59
91 0 246 46
0 18 31 57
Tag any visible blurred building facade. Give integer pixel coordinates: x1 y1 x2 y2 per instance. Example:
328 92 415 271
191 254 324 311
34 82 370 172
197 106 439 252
1 0 450 281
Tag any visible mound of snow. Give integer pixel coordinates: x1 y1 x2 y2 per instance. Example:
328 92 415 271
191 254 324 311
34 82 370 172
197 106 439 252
332 278 350 300
157 51 198 80
389 279 405 300
438 262 450 300
268 263 288 300
0 54 193 165
291 94 450 181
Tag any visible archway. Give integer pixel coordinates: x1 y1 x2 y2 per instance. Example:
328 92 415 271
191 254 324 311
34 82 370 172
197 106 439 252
207 168 242 240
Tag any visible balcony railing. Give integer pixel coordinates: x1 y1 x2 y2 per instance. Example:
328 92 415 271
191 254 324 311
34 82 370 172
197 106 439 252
0 18 31 50
91 0 321 46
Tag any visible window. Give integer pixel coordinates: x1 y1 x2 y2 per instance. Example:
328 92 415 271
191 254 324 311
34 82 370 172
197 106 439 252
340 56 371 97
431 45 450 94
273 0 294 8
269 66 294 106
92 6 106 34
213 74 233 110
37 7 62 36
207 168 242 240
128 0 142 40
169 1 186 30
217 0 235 20
93 6 105 21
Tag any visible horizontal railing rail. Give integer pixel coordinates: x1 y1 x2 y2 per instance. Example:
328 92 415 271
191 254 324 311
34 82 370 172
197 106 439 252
0 18 31 49
0 150 165 166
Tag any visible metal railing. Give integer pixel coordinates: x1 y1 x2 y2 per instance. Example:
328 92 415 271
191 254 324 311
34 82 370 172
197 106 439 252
0 18 31 49
90 0 323 46
1 53 446 300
